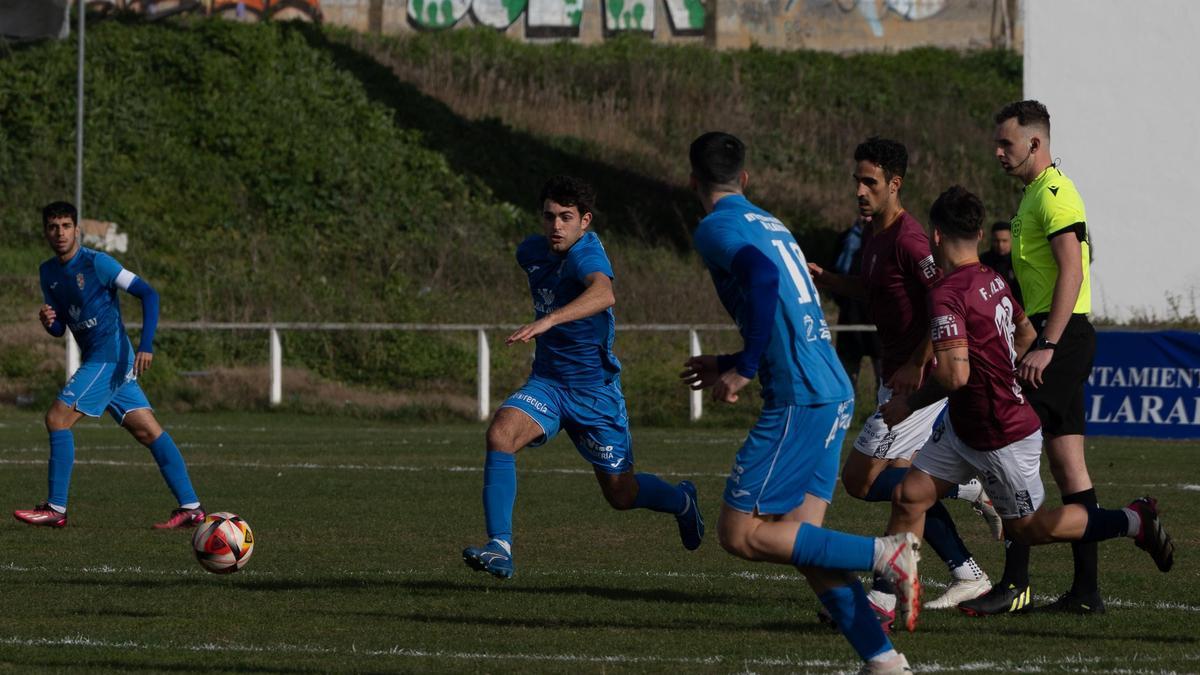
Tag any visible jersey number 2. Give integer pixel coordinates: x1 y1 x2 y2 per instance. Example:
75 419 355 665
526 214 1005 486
770 240 816 306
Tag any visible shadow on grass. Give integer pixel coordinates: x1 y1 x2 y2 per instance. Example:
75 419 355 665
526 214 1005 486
21 573 756 605
287 24 704 252
336 609 830 635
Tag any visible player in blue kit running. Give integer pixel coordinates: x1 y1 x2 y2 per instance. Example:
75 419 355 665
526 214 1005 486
679 133 919 674
462 176 704 579
14 202 204 529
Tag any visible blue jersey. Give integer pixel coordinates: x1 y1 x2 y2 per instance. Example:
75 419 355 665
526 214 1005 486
517 231 621 387
693 194 853 406
40 247 135 364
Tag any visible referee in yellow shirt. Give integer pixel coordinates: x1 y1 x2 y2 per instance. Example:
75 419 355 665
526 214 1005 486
960 100 1103 616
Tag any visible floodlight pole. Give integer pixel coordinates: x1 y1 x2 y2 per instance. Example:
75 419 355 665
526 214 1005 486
75 0 85 219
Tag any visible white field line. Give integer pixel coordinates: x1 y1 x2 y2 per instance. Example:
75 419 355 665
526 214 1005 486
0 635 1196 674
1 455 1198 493
1 561 1197 614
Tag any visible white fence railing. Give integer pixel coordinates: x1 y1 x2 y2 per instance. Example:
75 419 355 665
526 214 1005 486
65 322 876 421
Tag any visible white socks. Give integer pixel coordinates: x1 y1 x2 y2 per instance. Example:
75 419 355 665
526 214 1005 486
1122 507 1141 537
951 557 986 581
955 479 983 503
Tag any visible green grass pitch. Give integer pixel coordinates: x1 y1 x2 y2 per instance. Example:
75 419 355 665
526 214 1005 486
0 410 1195 673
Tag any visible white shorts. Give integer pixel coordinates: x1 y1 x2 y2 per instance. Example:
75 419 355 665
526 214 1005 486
853 385 947 462
912 416 1045 519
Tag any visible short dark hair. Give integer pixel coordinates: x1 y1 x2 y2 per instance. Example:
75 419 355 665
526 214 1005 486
539 175 596 217
42 201 77 227
689 131 745 189
854 137 907 181
929 185 985 241
994 99 1050 133
990 220 1011 233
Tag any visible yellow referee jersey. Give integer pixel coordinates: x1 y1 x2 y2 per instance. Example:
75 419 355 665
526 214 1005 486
1011 165 1091 315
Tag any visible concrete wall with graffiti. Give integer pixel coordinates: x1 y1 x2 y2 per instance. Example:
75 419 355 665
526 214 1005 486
93 0 1022 52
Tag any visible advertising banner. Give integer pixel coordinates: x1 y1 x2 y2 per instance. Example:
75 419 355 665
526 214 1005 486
1086 331 1200 438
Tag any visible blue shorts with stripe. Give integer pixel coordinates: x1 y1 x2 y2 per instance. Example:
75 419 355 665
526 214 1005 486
59 360 152 423
724 399 854 515
500 375 633 475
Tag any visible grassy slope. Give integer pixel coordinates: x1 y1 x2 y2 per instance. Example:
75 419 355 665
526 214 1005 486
0 411 1195 672
0 19 1022 423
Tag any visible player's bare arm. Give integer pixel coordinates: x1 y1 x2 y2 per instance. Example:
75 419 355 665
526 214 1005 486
1013 315 1036 360
807 262 867 300
1018 234 1083 388
889 336 932 397
506 272 614 345
881 345 966 427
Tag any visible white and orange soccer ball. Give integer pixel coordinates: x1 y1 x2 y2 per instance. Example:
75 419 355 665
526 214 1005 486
192 512 255 574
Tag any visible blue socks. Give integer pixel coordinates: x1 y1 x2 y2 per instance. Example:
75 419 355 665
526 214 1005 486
923 501 970 570
482 451 517 546
818 580 894 661
632 473 687 514
147 432 199 507
864 466 907 502
47 429 75 510
791 523 875 571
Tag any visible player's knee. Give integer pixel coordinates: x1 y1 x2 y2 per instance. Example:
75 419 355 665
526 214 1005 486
716 524 755 560
841 466 870 500
485 427 521 454
894 479 934 515
128 426 158 446
44 407 71 432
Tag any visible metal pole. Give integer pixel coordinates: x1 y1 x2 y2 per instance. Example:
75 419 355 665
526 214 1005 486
75 0 85 217
269 328 282 406
688 329 702 421
477 329 490 422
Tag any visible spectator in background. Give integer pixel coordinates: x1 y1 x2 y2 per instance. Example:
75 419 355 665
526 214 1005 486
980 221 1022 306
831 218 883 389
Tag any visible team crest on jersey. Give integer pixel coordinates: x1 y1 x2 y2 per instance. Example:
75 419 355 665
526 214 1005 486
76 273 85 290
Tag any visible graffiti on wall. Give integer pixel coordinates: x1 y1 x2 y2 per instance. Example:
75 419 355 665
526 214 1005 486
408 0 704 33
790 0 946 37
86 0 322 22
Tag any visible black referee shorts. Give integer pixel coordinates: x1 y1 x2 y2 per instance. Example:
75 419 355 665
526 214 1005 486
1026 313 1095 436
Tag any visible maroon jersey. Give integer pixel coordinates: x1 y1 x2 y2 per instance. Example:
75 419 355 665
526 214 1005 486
861 210 941 380
929 263 1041 451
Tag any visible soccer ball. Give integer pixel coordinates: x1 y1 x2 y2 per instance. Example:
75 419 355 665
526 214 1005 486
192 512 255 574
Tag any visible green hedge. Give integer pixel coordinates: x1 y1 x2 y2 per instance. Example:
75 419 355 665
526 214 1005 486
0 19 1020 425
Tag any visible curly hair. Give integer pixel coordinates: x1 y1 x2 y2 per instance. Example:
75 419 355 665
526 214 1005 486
539 175 597 217
929 185 985 241
854 137 908 181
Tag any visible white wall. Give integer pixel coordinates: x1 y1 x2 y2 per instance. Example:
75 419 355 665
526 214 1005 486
1025 1 1200 321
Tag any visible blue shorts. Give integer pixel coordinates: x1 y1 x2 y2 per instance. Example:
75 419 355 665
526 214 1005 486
500 376 633 474
58 360 152 423
724 399 854 515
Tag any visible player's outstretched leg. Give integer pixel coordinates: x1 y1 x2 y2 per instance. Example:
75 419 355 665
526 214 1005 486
857 464 986 611
15 403 83 527
122 410 204 529
463 450 518 579
598 471 703 550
